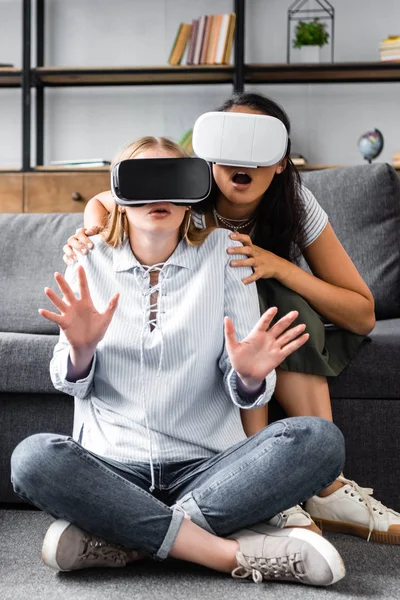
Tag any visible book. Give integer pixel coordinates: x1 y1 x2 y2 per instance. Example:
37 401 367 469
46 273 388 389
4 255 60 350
222 13 236 65
200 15 214 64
193 15 207 65
290 153 307 166
168 23 183 64
207 14 223 64
50 159 111 168
168 23 192 65
186 19 199 65
214 14 231 65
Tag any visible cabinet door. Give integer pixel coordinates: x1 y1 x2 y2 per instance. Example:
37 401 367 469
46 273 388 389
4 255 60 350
0 173 23 212
24 171 111 212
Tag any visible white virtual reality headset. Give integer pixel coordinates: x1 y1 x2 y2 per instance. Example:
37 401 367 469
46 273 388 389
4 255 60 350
192 111 289 168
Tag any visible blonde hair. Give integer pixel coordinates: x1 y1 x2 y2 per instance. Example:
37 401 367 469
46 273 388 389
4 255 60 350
103 136 212 248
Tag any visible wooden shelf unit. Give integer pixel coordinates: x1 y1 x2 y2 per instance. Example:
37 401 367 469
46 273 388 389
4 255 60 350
0 67 21 88
245 61 400 84
33 65 234 87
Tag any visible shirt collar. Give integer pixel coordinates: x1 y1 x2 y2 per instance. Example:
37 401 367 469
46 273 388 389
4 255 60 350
112 237 195 272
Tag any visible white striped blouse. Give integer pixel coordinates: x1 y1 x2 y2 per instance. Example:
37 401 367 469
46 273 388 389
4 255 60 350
50 229 276 467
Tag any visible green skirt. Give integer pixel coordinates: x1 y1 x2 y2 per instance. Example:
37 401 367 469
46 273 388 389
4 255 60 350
256 278 367 377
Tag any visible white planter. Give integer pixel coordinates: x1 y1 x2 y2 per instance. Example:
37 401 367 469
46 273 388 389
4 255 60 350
300 45 321 63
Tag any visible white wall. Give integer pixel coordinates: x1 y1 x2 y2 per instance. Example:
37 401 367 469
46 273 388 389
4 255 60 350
1 0 399 168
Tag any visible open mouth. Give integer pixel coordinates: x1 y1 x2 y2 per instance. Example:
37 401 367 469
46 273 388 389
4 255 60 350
149 204 171 215
232 171 252 185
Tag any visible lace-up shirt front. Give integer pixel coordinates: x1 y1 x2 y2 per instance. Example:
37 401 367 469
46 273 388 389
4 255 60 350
50 229 276 465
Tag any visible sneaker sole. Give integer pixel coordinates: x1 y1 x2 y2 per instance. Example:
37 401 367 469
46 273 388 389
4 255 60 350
312 517 400 545
249 525 346 586
42 519 72 571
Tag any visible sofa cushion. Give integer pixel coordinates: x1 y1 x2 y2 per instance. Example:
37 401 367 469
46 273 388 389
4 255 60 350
0 332 58 393
328 319 400 399
0 213 83 334
302 164 400 319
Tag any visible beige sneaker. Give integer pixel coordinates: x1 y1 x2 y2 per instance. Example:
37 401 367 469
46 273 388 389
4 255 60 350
42 519 143 571
229 524 345 586
305 476 400 545
266 505 322 535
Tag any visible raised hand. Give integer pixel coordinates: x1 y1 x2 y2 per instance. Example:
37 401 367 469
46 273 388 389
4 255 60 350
39 265 119 352
224 307 309 388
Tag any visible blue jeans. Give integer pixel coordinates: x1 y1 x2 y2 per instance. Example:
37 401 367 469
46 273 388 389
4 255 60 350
11 417 344 560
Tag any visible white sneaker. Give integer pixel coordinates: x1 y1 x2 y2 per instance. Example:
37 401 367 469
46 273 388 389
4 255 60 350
305 476 400 545
267 505 322 535
42 519 143 571
229 524 345 586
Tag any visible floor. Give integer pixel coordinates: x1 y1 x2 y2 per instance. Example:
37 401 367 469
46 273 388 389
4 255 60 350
1 509 399 600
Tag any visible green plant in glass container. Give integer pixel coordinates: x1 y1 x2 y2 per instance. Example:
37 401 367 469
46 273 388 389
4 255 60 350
293 18 329 62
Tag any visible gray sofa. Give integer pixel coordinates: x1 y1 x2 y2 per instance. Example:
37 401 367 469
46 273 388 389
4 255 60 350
1 163 399 510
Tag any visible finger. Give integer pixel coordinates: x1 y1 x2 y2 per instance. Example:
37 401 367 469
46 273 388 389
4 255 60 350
102 292 120 325
229 233 252 244
76 265 91 300
280 333 310 358
224 316 238 354
54 272 77 305
242 271 262 285
276 323 306 348
63 253 73 266
68 233 91 253
44 287 69 313
269 311 299 338
63 244 78 262
254 307 279 333
230 258 256 268
76 228 95 248
38 308 63 326
227 245 253 257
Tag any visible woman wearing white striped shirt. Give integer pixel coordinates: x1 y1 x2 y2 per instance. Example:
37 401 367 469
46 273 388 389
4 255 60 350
11 137 347 586
62 94 400 545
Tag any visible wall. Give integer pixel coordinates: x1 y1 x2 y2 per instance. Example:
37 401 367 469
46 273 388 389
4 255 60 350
0 0 399 168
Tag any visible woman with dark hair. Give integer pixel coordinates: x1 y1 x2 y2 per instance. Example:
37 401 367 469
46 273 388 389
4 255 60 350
61 93 400 545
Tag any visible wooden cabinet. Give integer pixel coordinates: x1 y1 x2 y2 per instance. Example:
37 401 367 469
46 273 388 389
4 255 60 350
24 171 110 212
0 173 23 212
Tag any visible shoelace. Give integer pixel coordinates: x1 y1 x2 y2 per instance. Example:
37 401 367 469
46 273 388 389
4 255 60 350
280 505 309 520
135 263 169 493
337 475 395 541
232 551 305 584
80 536 128 565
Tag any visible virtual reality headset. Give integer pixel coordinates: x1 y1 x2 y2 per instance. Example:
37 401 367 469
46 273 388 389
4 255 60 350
192 111 289 168
111 157 212 206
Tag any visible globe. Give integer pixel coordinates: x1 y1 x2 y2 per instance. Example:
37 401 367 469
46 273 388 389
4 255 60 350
358 129 384 163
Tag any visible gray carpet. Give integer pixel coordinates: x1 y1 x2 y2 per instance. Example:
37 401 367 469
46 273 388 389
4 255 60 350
1 509 399 600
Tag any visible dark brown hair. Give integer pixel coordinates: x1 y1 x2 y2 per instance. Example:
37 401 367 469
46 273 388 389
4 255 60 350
197 93 306 262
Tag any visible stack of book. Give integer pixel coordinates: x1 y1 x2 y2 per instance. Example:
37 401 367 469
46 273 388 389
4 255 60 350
168 14 236 66
379 36 400 61
393 152 400 168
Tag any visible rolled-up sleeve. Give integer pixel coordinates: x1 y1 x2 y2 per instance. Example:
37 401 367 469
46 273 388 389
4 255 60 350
219 236 276 409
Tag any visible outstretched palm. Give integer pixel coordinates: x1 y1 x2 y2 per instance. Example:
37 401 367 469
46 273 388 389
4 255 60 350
225 307 309 387
39 265 119 350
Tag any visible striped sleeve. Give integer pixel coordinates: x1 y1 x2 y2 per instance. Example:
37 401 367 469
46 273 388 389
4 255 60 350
300 185 328 248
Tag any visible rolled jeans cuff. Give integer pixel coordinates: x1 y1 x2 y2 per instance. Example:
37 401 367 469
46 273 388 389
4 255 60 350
156 504 185 560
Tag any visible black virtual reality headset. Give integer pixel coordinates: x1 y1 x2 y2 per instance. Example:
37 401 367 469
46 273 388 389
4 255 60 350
111 157 212 206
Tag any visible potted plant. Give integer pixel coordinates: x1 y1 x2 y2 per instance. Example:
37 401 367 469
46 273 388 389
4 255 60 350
293 18 329 63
